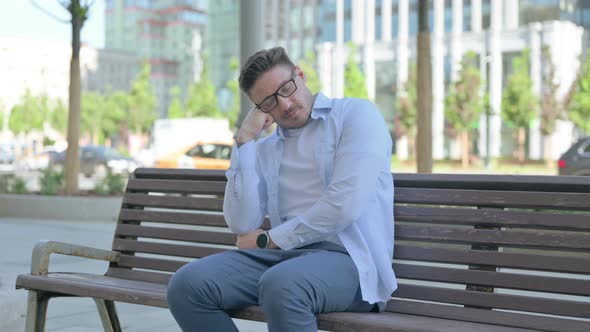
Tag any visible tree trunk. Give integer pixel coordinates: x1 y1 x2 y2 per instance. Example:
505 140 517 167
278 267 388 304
65 7 82 195
461 131 470 168
416 0 433 173
543 135 553 168
518 127 526 164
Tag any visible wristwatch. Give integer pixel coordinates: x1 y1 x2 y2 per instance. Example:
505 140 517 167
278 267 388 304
256 231 270 249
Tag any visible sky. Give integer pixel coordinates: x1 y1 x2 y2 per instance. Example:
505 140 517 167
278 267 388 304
0 1 105 48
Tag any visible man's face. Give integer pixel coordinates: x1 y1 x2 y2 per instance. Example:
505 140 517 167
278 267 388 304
249 65 313 129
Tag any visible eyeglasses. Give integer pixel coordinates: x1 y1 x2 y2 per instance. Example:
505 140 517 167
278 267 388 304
255 69 298 113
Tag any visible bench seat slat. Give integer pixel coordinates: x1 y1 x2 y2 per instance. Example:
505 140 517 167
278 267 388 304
396 224 590 250
394 284 590 318
119 208 227 227
115 224 236 245
394 263 590 296
123 193 224 211
387 299 590 332
126 179 226 195
16 273 543 332
396 188 590 210
394 244 590 274
396 206 590 231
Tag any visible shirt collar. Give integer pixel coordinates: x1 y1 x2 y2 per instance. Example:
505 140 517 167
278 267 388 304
276 92 333 139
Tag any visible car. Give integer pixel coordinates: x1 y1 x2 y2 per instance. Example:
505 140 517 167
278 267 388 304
0 144 15 173
558 136 590 176
155 141 232 170
51 145 137 177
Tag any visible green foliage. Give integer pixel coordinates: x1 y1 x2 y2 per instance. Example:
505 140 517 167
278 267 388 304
128 63 158 134
186 53 221 118
298 51 322 94
102 90 128 143
50 99 68 134
445 52 483 132
568 55 590 133
394 62 417 138
225 57 241 129
540 46 562 136
344 43 368 99
0 175 28 194
39 167 65 195
167 86 184 119
9 90 49 134
501 49 538 129
94 170 126 196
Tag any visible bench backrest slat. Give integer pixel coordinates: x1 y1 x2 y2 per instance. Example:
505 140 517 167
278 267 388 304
396 223 590 250
119 209 227 227
107 169 590 332
394 263 590 296
395 244 590 274
397 205 590 231
396 188 590 210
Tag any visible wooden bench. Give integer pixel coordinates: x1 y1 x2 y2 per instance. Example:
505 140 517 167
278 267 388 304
16 168 590 332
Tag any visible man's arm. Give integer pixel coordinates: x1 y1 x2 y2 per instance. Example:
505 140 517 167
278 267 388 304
268 100 391 249
223 107 274 235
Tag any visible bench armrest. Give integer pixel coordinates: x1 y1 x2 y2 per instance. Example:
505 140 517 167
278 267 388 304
30 240 120 275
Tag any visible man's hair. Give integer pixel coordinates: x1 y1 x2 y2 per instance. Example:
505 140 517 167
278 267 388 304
239 47 295 95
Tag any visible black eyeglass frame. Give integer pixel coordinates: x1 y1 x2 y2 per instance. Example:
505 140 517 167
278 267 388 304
254 69 298 113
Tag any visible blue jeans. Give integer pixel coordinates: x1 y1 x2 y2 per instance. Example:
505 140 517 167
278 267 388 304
166 242 376 332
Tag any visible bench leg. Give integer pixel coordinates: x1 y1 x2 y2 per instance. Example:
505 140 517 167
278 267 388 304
25 291 49 332
94 299 122 332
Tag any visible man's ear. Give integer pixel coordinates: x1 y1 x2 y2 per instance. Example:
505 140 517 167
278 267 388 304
295 65 307 83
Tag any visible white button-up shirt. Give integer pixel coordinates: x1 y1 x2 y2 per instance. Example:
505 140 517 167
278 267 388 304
223 93 397 304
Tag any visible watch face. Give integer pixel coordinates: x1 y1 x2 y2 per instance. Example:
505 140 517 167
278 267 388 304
256 232 269 248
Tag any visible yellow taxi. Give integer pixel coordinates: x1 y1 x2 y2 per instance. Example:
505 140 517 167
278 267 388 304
155 141 233 170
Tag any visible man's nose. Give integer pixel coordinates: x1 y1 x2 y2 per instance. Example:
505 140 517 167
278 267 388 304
276 94 291 111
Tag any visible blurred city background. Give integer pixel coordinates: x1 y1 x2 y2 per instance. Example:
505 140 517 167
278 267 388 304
1 0 590 196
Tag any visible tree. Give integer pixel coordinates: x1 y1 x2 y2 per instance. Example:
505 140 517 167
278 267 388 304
167 86 184 119
416 0 433 173
33 0 94 194
128 63 157 135
81 92 102 143
102 91 128 145
50 99 68 134
9 90 48 135
298 51 321 94
501 49 538 163
540 46 563 165
344 43 368 99
445 51 483 167
186 53 221 118
394 62 417 157
568 55 590 134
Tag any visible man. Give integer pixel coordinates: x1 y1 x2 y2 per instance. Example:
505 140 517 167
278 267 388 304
167 47 397 332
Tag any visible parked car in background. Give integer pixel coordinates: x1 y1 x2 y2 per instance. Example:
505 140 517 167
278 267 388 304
558 136 590 175
19 146 63 171
51 145 137 177
0 145 15 173
155 141 232 170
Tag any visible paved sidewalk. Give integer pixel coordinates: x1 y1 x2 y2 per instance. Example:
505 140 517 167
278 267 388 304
0 218 267 332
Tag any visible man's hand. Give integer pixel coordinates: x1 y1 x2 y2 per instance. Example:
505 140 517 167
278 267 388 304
236 107 274 146
236 228 279 249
